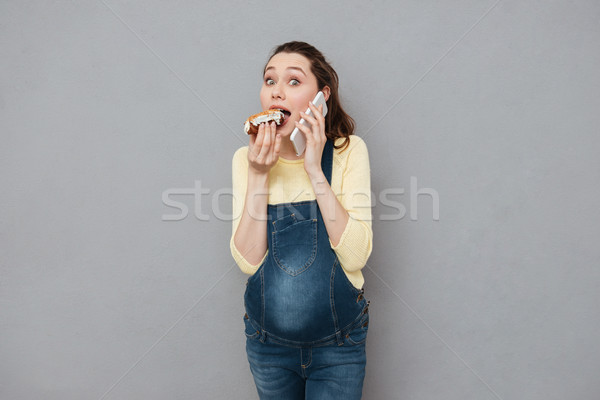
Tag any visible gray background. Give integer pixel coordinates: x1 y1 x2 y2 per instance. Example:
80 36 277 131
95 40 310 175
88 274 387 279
1 1 599 399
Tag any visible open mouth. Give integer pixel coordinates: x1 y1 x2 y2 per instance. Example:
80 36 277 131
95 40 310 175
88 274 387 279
272 108 291 125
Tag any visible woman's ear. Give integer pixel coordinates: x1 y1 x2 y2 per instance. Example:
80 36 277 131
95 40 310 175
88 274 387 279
322 86 331 102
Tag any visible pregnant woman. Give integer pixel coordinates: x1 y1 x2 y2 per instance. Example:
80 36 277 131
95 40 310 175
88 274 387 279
231 41 373 400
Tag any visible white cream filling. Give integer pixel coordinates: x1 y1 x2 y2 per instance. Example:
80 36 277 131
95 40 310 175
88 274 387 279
244 111 284 133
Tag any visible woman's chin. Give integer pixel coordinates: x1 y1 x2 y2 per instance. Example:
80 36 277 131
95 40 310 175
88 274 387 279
276 124 294 137
277 116 301 136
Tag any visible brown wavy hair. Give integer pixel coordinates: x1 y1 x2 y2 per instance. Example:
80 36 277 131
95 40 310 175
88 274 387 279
263 41 355 152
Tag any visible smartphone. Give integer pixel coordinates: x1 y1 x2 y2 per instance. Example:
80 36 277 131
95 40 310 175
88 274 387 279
290 91 328 156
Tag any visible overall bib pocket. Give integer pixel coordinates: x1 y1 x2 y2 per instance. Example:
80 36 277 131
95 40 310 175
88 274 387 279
272 217 317 276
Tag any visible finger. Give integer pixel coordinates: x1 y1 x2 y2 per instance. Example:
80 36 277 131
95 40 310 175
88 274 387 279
317 104 325 123
264 122 274 161
294 120 313 144
315 104 326 140
249 132 260 159
257 123 270 160
269 121 277 157
268 122 278 160
301 111 320 140
250 124 265 159
300 110 317 127
301 110 320 141
270 121 276 144
308 103 326 141
273 132 282 157
255 123 265 146
261 122 272 150
256 123 270 160
308 102 325 123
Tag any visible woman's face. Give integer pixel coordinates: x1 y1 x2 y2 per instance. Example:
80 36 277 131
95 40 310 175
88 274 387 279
260 52 327 137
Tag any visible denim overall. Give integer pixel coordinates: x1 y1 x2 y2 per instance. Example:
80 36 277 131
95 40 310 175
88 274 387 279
243 139 370 348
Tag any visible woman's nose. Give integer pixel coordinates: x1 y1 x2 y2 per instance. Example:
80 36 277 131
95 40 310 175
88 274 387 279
271 82 284 99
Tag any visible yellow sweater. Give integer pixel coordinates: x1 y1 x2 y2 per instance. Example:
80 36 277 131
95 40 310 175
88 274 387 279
230 135 372 289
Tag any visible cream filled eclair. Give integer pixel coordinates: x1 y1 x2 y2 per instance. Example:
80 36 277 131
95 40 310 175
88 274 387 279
243 109 288 135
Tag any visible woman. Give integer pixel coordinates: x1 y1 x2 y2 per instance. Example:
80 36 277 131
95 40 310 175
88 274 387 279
230 41 373 399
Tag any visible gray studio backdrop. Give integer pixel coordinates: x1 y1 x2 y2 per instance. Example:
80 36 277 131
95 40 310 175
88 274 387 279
1 1 599 399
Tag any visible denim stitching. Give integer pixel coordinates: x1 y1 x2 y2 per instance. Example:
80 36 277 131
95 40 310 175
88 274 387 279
300 348 312 369
267 200 318 208
329 259 342 345
271 219 318 276
264 332 338 348
343 265 363 295
269 201 315 223
333 257 363 295
271 213 297 229
260 264 265 339
346 314 369 345
243 315 260 340
299 350 306 378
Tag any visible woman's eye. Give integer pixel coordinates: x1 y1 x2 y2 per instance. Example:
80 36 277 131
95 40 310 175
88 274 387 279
264 78 299 86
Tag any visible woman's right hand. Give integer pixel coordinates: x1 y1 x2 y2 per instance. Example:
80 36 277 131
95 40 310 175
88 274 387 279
248 121 281 175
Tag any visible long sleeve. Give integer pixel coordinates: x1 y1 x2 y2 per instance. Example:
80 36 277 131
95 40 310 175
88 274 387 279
230 147 268 274
329 136 373 273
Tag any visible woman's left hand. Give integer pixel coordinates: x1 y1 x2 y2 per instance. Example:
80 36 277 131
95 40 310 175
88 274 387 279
295 101 327 179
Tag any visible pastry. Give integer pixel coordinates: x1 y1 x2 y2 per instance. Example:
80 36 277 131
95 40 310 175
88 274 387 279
244 109 286 135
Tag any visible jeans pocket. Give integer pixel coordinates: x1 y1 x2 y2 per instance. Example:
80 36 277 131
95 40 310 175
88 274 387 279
243 313 260 340
272 219 317 276
345 314 369 346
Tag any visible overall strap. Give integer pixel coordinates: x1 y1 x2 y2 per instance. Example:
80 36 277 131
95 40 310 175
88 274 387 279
320 139 335 185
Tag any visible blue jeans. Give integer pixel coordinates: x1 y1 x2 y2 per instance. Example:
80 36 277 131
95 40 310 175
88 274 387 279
244 314 368 400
